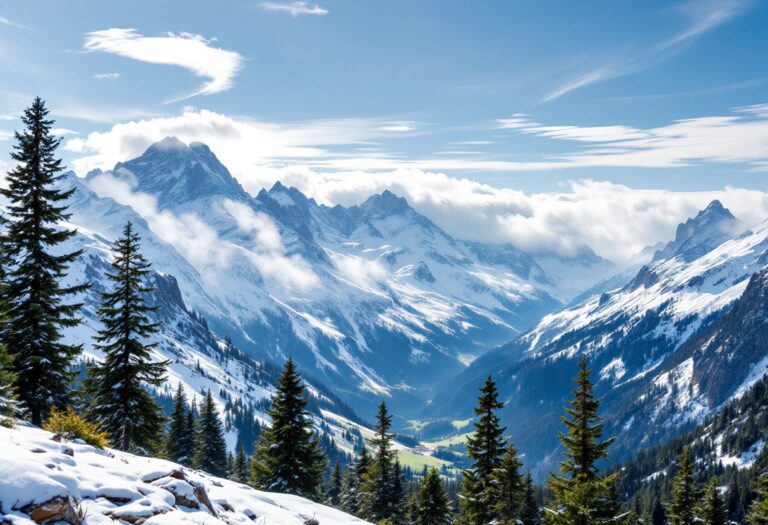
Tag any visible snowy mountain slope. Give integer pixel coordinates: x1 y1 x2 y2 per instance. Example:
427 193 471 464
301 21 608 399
43 210 366 457
423 202 768 475
0 422 370 525
72 137 572 416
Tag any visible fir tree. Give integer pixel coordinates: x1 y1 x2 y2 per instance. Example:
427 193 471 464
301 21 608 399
415 468 452 525
341 446 370 516
86 222 167 452
458 375 506 525
698 477 725 525
651 497 667 525
546 355 617 525
390 459 407 524
327 461 343 507
492 443 525 525
521 472 541 525
748 470 768 525
233 444 249 483
1 97 87 425
667 447 698 525
194 390 228 477
250 358 326 499
166 384 195 464
361 401 397 522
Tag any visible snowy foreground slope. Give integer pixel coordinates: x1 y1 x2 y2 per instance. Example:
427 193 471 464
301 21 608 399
0 422 370 525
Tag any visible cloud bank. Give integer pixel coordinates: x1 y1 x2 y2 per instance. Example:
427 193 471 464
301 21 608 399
83 29 243 100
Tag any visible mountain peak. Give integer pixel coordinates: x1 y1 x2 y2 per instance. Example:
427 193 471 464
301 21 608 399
360 190 411 217
113 138 249 207
653 200 739 262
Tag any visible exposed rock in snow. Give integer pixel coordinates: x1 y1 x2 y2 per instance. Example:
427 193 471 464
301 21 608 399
0 422 370 525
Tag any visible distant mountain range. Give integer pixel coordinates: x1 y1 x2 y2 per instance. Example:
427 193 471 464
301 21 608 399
27 137 768 480
63 137 614 418
424 196 768 476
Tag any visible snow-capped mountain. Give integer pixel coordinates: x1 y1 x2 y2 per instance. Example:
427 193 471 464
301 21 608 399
0 422 370 525
49 202 365 457
424 201 768 475
71 137 574 417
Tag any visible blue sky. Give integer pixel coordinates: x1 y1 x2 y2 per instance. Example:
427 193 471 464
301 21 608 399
2 0 768 261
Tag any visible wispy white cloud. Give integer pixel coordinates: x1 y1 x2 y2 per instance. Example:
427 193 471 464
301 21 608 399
542 0 751 102
0 114 15 121
259 1 328 17
51 128 79 137
93 72 121 80
0 130 13 141
0 16 31 30
83 28 243 101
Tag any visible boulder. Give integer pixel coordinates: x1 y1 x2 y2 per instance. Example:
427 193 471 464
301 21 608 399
20 496 81 524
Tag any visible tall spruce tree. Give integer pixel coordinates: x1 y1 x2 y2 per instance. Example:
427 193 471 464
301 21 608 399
194 390 228 477
166 384 195 464
415 468 452 525
361 401 397 522
521 472 541 525
698 477 725 525
341 445 370 516
250 358 326 499
458 375 506 525
86 222 166 452
667 447 698 525
327 461 343 507
748 470 768 525
546 355 617 525
1 97 87 425
492 442 525 525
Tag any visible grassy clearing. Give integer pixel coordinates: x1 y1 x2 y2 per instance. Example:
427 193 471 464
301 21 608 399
424 431 474 448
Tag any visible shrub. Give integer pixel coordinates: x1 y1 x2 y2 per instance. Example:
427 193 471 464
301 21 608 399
43 406 110 449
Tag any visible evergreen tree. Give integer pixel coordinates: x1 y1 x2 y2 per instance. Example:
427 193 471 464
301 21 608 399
697 477 725 525
415 468 452 525
361 401 397 522
491 442 525 525
1 97 87 425
390 459 407 524
250 358 326 499
194 390 228 477
233 444 249 483
185 399 197 448
458 375 506 525
748 470 768 525
166 384 195 464
86 222 167 452
521 472 541 525
546 355 617 525
651 497 666 525
667 447 698 525
341 446 370 516
327 461 343 507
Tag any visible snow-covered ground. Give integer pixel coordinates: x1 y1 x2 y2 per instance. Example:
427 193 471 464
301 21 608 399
0 422 370 525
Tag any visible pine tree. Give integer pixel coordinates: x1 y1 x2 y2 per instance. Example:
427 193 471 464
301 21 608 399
361 401 397 522
166 384 195 464
250 358 326 499
748 470 768 525
521 472 541 525
194 390 228 477
698 477 725 525
341 446 370 515
546 355 617 525
85 222 167 452
458 375 506 525
1 97 87 425
233 444 248 483
492 443 525 525
415 468 452 525
390 459 407 524
327 461 343 507
667 447 698 525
